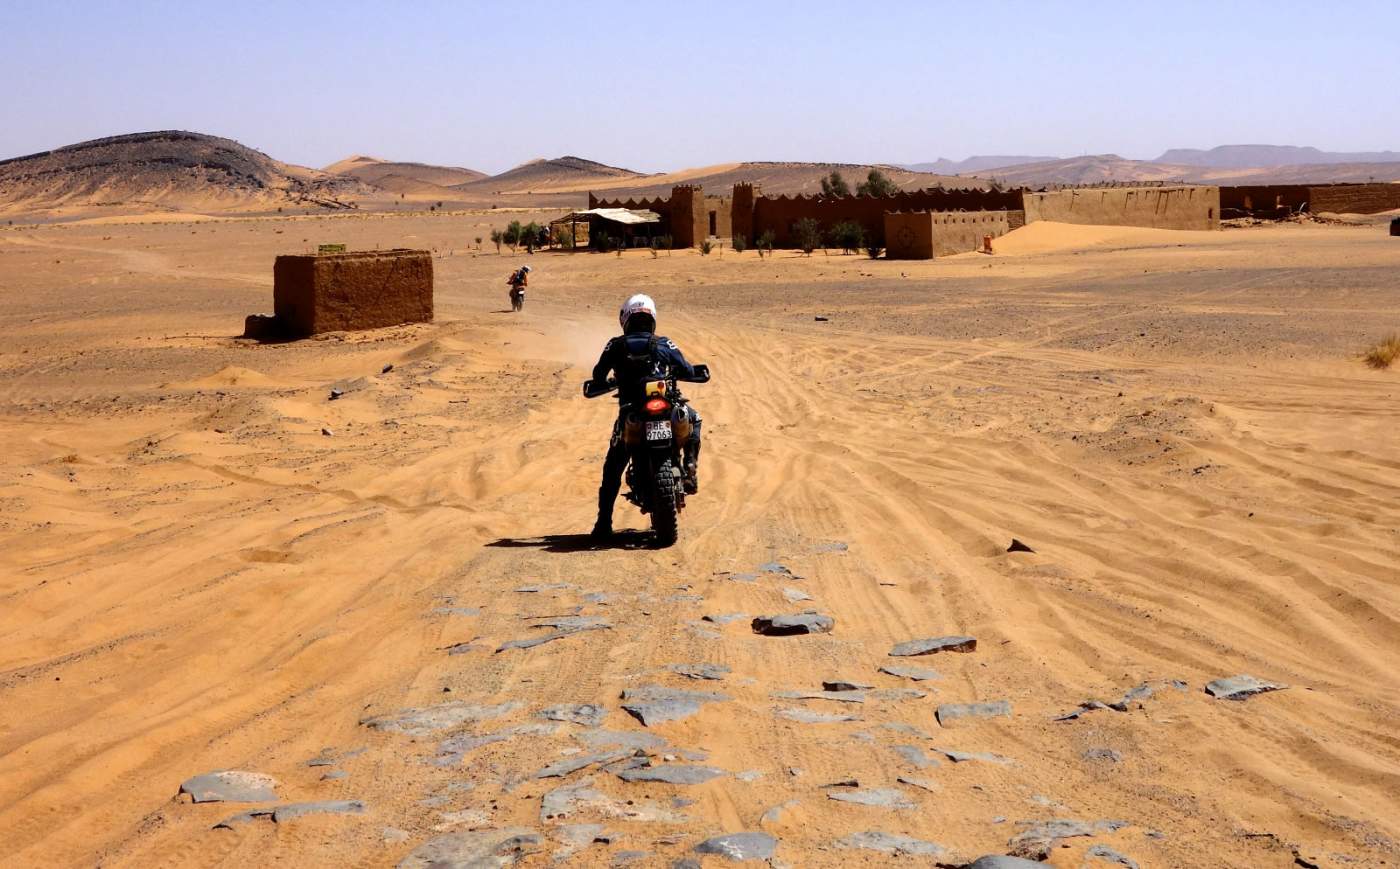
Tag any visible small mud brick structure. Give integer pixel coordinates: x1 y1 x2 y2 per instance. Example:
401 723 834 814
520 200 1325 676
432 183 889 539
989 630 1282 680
885 210 1012 259
1310 183 1400 215
268 249 432 337
1391 216 1400 237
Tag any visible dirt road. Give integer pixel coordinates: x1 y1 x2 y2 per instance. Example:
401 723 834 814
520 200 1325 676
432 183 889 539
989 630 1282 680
1 215 1398 867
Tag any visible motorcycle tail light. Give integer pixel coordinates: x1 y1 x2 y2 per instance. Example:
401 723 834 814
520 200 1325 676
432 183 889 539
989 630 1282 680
645 397 670 414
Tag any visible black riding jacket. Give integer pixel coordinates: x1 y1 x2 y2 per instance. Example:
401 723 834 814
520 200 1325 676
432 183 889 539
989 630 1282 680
592 332 695 409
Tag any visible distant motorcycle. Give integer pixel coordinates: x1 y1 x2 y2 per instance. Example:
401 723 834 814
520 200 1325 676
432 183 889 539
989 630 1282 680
583 363 711 546
509 286 525 312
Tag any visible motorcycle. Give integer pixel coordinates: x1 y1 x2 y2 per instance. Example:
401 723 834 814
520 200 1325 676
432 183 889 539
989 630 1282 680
583 363 711 546
509 286 525 312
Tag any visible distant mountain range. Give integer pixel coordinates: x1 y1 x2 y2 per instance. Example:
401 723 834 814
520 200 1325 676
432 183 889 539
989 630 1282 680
903 155 1059 174
1154 145 1400 168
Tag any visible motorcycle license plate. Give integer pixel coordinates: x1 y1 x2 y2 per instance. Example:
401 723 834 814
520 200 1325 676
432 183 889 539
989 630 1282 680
645 420 672 441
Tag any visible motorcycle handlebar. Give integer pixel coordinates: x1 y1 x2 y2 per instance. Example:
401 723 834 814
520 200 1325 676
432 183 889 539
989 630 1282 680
581 364 711 398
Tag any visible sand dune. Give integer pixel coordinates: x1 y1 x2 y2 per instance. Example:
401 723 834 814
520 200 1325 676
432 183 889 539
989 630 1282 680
1 215 1398 867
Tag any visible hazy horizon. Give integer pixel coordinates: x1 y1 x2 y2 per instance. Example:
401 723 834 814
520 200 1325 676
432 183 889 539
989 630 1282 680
4 0 1398 174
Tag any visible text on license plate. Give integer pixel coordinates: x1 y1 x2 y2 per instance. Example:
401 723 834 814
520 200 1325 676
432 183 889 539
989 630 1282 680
645 420 672 441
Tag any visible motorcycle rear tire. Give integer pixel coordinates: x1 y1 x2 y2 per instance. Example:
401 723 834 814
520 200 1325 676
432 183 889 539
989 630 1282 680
650 459 680 547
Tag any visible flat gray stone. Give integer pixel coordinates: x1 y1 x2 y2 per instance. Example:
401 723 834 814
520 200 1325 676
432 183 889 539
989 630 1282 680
434 723 554 766
666 663 730 681
781 587 812 602
575 729 667 750
430 606 481 617
272 800 366 823
701 612 748 625
827 788 914 809
837 830 944 856
611 851 650 866
693 831 777 861
773 690 865 703
891 745 940 768
536 750 630 779
897 775 940 792
759 562 800 578
321 770 348 781
539 704 607 727
1205 674 1287 701
617 765 725 785
1088 844 1141 868
1008 819 1129 860
822 680 874 692
497 619 610 652
1054 700 1112 721
180 771 278 803
936 700 1011 726
751 612 834 636
397 826 542 868
775 707 861 724
878 664 940 681
871 688 928 701
515 584 575 593
759 800 798 825
361 701 520 736
889 636 976 656
1110 683 1154 711
969 857 1044 869
621 687 728 726
937 748 1014 765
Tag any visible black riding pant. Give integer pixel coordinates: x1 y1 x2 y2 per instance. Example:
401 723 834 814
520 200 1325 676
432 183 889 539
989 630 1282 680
597 404 702 521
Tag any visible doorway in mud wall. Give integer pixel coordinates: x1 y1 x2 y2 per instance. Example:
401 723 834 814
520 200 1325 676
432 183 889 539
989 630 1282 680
708 211 717 236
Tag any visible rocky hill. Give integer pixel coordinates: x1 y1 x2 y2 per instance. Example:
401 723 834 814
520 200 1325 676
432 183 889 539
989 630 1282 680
0 131 372 218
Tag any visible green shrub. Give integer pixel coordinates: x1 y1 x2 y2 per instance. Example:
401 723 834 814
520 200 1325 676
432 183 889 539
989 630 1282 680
490 229 503 253
756 230 775 258
865 242 885 259
820 171 850 197
793 218 822 255
856 168 900 198
699 239 713 255
503 220 523 250
593 229 614 252
828 221 864 254
731 233 747 253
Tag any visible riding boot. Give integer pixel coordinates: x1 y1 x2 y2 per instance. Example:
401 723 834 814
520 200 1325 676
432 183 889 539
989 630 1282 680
682 439 700 495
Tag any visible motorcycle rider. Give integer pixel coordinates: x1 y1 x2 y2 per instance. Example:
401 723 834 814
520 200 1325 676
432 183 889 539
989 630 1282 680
590 294 702 539
507 265 530 310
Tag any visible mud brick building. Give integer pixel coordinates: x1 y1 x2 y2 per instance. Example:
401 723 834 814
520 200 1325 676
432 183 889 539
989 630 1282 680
270 249 433 337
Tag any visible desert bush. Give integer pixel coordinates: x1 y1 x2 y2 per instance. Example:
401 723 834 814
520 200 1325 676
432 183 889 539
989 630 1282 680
699 239 713 255
731 233 747 253
856 168 900 198
593 229 614 252
1363 334 1400 369
503 220 523 250
793 218 822 255
828 220 864 254
756 230 775 258
865 242 885 259
474 236 483 248
490 229 503 253
820 171 851 198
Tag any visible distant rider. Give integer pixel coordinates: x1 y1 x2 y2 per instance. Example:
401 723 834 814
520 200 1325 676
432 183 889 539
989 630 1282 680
507 265 530 311
590 294 702 538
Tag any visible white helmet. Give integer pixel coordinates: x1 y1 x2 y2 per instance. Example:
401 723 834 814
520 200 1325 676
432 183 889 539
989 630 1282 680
619 293 657 331
522 265 532 272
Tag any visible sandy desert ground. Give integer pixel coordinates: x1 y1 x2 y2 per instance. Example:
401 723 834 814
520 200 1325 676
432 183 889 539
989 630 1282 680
1 213 1398 868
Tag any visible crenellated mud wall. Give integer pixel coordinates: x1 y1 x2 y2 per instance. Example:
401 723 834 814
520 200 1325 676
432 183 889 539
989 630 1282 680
1022 186 1220 230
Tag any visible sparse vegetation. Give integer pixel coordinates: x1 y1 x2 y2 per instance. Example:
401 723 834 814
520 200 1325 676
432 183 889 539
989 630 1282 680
865 242 885 259
731 233 747 254
1363 334 1400 369
490 229 503 253
820 171 851 198
756 230 775 258
474 235 483 249
593 229 614 252
856 168 900 198
828 220 864 254
503 220 523 251
793 218 822 255
699 239 713 255
552 225 574 249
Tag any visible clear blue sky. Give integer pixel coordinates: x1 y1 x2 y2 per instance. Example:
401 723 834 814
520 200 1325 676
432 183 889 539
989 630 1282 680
3 0 1396 173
